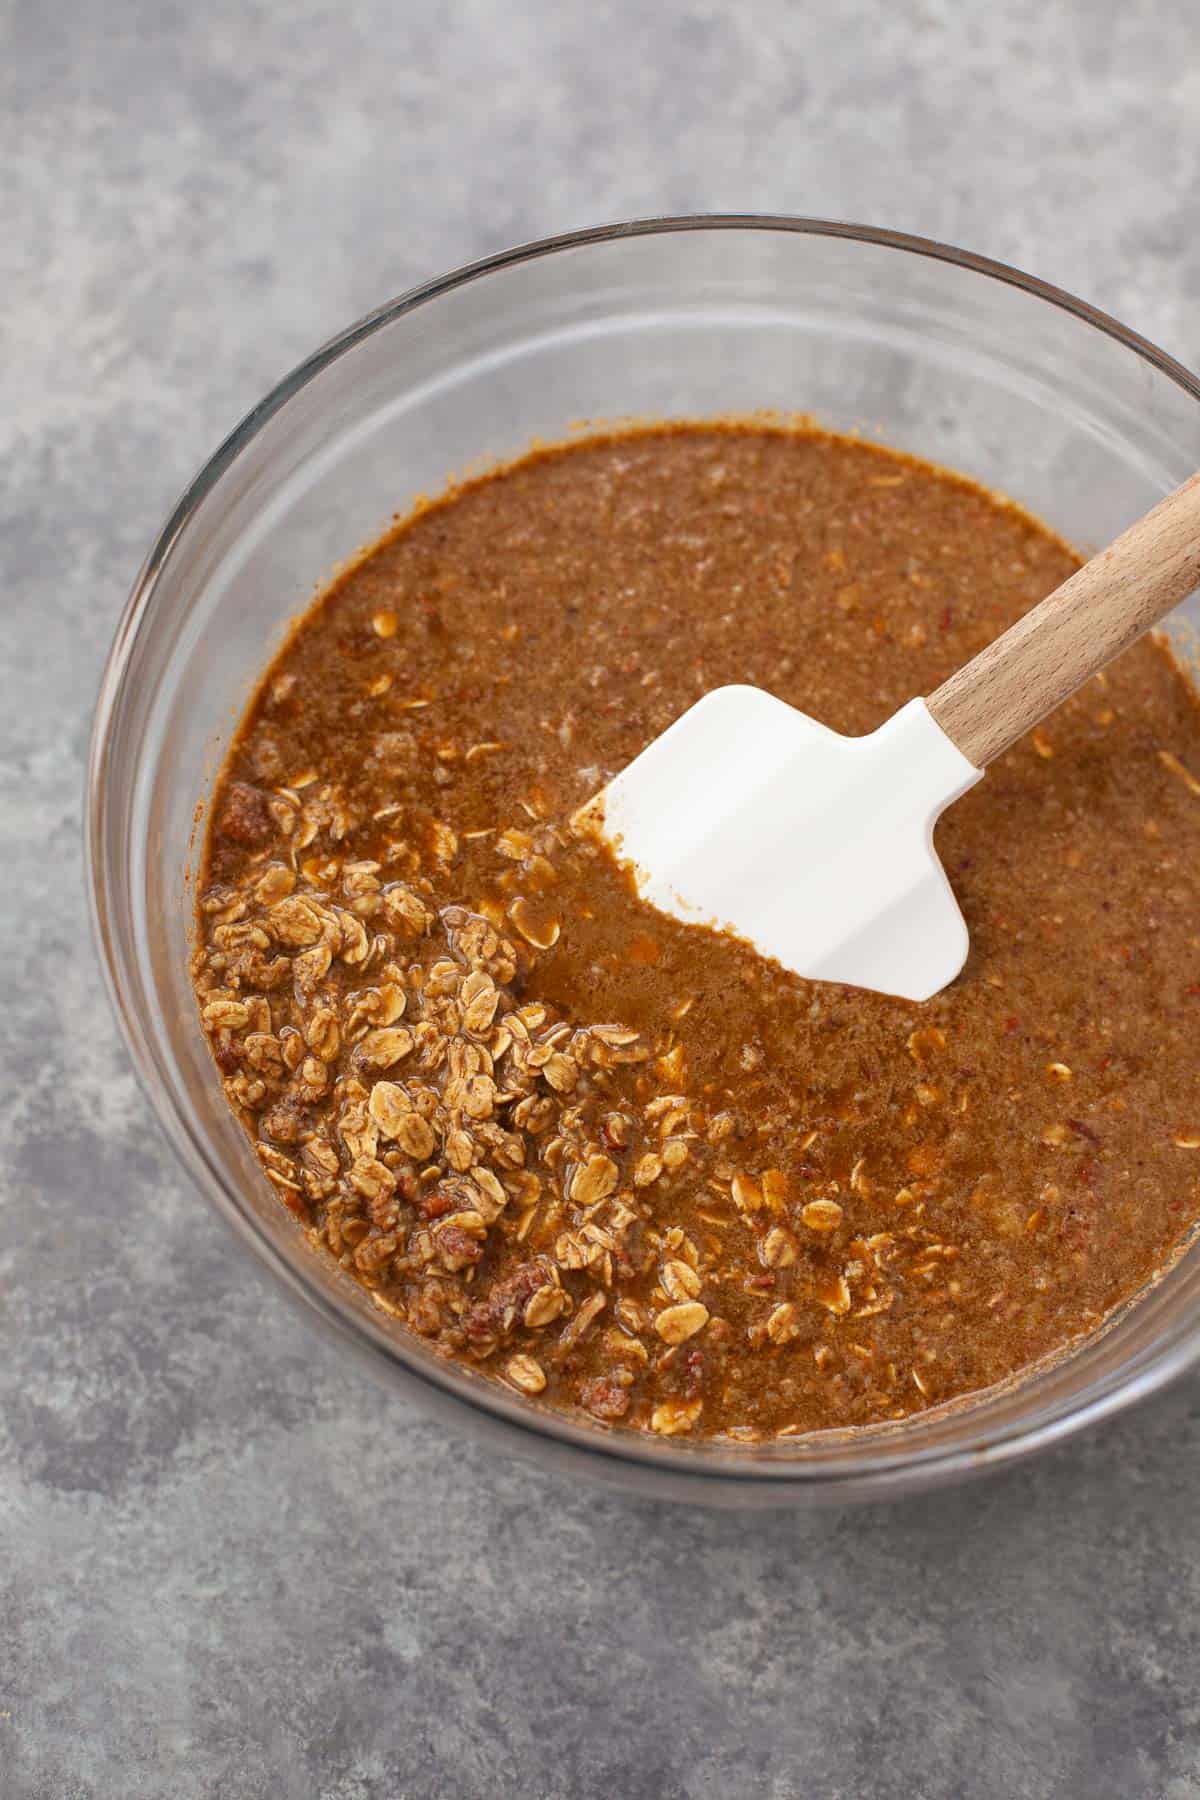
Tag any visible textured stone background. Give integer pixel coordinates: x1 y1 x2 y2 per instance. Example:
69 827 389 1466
4 2 1200 1795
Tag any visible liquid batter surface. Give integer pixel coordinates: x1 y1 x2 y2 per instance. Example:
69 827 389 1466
193 426 1200 1439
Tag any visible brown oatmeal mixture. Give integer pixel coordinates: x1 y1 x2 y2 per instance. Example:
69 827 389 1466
193 424 1200 1440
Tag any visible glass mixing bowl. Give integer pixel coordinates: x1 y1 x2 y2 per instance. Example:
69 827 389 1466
88 217 1200 1506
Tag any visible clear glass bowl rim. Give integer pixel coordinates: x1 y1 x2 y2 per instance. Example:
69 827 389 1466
86 213 1200 1499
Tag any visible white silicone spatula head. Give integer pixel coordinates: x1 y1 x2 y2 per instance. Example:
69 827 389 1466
579 471 1200 1002
592 691 979 1002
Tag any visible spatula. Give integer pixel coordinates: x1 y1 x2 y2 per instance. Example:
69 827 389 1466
578 471 1200 1002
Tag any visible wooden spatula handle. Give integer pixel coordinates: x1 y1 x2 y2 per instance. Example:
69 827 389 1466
926 470 1200 768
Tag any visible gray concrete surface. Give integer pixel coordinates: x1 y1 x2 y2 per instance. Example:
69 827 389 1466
4 1 1200 1794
